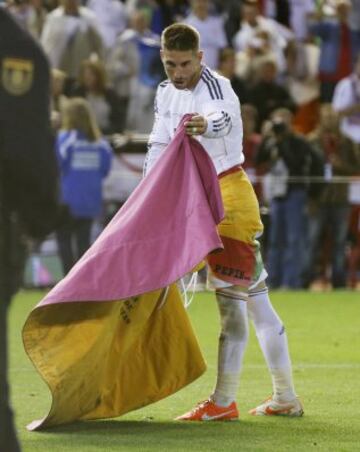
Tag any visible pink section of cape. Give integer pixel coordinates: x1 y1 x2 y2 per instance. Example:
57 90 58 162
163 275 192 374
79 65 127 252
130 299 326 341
41 115 224 306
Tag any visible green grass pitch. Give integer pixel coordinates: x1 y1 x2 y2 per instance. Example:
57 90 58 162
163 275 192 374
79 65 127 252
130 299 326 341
8 290 360 451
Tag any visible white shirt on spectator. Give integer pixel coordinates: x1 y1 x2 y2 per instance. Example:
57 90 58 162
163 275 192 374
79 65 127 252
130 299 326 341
289 0 315 40
332 75 360 144
262 0 315 40
233 15 291 74
107 28 140 98
41 6 103 78
286 43 320 106
184 14 227 69
87 0 128 49
333 72 360 205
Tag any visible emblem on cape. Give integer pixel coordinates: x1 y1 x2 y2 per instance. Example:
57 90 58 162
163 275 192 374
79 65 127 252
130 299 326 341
2 58 34 95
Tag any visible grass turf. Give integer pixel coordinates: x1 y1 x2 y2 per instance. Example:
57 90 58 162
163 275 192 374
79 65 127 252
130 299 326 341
8 289 360 451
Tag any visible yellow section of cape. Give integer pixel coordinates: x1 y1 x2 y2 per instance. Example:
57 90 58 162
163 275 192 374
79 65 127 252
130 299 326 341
23 284 206 430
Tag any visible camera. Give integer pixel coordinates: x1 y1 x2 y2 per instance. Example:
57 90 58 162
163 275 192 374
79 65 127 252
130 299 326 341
271 119 287 135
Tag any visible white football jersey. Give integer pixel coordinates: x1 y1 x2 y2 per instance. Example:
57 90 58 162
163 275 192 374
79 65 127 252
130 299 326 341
145 65 244 175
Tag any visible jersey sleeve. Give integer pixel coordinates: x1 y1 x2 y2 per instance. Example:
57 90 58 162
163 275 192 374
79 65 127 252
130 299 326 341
201 78 240 139
144 85 171 175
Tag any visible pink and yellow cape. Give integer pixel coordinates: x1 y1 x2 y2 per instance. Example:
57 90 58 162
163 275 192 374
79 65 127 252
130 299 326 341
22 116 224 430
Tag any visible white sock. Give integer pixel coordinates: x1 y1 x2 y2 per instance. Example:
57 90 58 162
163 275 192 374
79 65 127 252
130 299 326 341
248 287 296 402
269 366 296 403
212 372 240 407
212 290 248 407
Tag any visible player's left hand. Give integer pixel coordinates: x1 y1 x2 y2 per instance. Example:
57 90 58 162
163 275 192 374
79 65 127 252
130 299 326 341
185 115 208 136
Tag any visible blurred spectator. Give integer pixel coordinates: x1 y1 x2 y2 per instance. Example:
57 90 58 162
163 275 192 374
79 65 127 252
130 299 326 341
124 0 156 15
263 0 317 40
234 28 279 81
150 0 187 35
213 0 241 44
28 0 48 39
125 11 164 132
332 53 360 287
50 68 68 130
308 0 360 102
233 0 293 76
285 40 320 134
184 0 227 69
217 47 250 104
262 0 290 28
242 102 270 256
248 58 296 131
5 0 32 29
349 0 360 31
348 192 360 288
42 0 57 11
7 0 48 39
71 59 123 134
151 0 172 35
255 108 324 289
288 0 315 41
241 103 263 202
303 105 360 288
55 98 113 275
41 0 103 90
107 9 146 132
87 0 128 51
332 54 360 145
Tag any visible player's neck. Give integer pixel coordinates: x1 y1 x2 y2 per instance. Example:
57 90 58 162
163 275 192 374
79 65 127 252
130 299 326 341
187 66 203 90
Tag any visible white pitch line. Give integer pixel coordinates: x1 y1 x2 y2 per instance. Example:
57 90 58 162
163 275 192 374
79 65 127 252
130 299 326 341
9 363 360 372
245 363 360 369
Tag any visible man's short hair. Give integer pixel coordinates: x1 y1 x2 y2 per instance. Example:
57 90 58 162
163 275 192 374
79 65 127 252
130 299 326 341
161 23 200 51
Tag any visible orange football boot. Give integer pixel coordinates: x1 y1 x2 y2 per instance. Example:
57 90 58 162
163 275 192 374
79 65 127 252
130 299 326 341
249 396 304 417
175 399 239 421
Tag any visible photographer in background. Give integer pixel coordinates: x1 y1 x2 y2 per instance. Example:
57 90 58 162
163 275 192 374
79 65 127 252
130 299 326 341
255 108 324 289
303 104 360 289
1 9 60 451
248 58 296 132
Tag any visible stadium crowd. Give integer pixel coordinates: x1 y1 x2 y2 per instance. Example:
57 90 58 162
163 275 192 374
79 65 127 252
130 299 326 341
3 0 360 289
